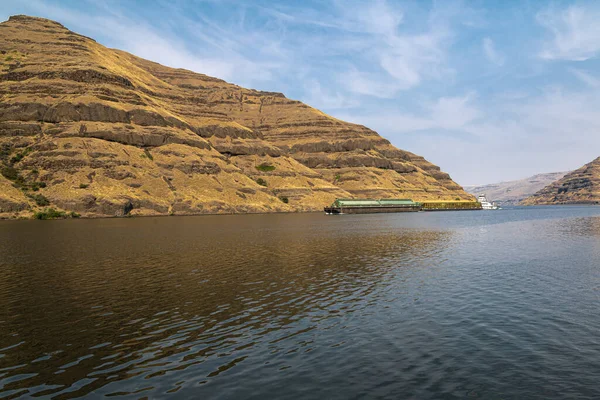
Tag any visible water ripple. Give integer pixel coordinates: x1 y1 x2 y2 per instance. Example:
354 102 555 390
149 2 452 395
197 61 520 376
0 208 599 398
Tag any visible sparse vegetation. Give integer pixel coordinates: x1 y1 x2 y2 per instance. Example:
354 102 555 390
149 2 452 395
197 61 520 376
31 194 50 206
69 211 81 218
1 166 19 181
0 144 11 159
79 183 89 189
10 153 24 163
143 148 154 161
5 56 13 62
256 178 267 186
30 181 46 191
279 196 289 204
255 163 275 172
9 147 31 164
33 208 66 220
2 165 47 192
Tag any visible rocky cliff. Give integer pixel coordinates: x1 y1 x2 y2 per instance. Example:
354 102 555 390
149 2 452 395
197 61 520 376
0 15 473 218
464 171 570 205
522 157 600 205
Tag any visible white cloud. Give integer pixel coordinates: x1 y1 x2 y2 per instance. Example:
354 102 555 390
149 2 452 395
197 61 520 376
426 93 481 130
302 79 359 109
569 68 600 87
339 69 401 99
320 1 459 97
355 0 403 36
537 4 600 61
482 37 505 66
334 92 481 133
334 85 600 185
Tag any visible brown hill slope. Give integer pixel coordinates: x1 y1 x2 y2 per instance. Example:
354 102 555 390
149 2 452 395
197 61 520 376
522 157 600 205
0 15 473 218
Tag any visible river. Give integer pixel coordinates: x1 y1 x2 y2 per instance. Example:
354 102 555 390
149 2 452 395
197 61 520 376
1 206 600 399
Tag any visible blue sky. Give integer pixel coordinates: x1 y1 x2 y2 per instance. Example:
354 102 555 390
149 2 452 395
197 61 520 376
2 0 600 184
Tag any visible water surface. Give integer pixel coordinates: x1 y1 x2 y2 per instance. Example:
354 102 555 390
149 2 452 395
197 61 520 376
1 206 600 399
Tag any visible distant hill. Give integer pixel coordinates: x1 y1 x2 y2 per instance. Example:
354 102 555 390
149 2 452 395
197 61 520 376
522 158 600 205
464 171 570 205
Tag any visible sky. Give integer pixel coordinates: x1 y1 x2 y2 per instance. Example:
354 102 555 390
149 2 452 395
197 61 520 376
1 0 600 185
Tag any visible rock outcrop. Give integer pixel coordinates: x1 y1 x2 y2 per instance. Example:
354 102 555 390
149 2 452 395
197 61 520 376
0 15 473 218
522 157 600 205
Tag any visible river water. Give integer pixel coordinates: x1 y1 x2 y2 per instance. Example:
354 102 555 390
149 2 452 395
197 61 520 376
1 206 600 399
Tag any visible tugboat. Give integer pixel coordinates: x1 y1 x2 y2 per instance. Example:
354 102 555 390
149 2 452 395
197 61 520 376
477 194 499 210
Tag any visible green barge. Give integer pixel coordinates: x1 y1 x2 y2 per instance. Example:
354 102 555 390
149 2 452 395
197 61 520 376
324 198 422 214
324 198 482 214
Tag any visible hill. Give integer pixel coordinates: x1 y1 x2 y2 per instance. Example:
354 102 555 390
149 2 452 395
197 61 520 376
522 158 600 205
0 15 473 218
464 171 569 205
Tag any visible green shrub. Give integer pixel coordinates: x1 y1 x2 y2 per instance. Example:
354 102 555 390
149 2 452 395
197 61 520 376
256 178 267 187
1 166 19 181
5 56 13 62
31 194 50 206
30 181 46 191
9 148 31 164
334 174 341 181
69 211 81 218
33 208 66 220
0 145 11 159
12 176 26 188
143 148 154 161
279 196 289 204
79 183 89 189
255 163 275 172
10 153 24 163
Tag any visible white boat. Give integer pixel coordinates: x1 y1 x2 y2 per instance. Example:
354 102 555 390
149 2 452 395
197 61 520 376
477 194 499 210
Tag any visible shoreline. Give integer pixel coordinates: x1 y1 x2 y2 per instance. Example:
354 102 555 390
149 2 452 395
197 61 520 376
2 203 600 221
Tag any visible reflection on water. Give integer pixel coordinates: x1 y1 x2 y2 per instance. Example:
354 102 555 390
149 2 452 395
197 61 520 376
1 207 600 399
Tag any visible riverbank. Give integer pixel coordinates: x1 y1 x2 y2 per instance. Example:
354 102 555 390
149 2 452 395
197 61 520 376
2 201 487 220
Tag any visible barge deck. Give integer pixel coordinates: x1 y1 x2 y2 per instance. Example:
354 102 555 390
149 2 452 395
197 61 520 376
324 199 483 214
324 199 421 214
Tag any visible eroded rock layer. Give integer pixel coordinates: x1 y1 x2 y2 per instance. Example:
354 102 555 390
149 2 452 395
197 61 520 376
522 157 600 205
0 15 473 218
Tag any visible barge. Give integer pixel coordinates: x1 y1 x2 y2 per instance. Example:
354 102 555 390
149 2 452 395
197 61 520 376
324 198 422 214
324 198 484 214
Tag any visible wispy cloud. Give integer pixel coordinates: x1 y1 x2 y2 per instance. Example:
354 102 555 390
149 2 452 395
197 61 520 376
338 69 401 99
335 92 481 134
339 1 454 95
537 4 600 61
569 68 600 87
482 37 505 66
303 79 359 109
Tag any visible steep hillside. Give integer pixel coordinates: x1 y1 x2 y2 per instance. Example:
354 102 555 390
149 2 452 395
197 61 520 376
464 171 569 205
0 15 473 218
522 158 600 205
